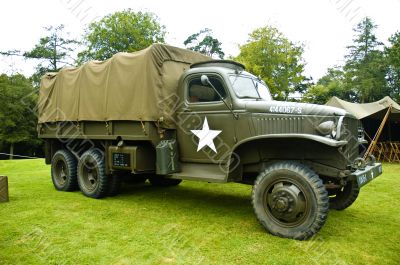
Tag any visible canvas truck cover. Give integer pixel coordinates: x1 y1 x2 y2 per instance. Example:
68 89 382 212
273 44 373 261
38 44 210 128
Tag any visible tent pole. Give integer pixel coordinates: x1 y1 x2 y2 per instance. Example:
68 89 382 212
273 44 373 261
363 105 392 160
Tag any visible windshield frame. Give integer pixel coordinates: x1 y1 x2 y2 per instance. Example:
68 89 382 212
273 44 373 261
228 74 272 101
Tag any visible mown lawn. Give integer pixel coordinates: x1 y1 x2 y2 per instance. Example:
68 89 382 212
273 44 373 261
0 159 399 265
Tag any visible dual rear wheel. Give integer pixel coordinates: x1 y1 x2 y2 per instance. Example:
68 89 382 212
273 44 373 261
51 149 181 199
51 149 111 198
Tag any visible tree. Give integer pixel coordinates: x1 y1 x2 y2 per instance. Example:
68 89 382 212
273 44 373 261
235 26 306 100
78 9 166 63
386 31 400 102
1 25 78 86
24 25 78 72
183 28 224 59
302 84 331 105
344 17 389 103
302 67 356 104
0 74 40 159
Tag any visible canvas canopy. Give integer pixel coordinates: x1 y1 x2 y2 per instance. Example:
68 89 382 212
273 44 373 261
326 96 400 120
38 44 210 128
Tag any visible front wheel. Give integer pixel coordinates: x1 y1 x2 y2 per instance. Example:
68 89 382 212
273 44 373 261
329 180 359 210
252 161 329 240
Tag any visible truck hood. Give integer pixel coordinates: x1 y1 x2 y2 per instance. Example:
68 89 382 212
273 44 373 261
244 100 350 117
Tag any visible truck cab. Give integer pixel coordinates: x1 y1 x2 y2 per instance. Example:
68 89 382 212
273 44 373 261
172 61 375 182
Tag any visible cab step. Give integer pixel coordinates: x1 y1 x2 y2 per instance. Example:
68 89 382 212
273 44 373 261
169 163 227 183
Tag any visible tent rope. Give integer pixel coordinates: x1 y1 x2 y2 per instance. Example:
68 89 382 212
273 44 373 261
0 153 41 159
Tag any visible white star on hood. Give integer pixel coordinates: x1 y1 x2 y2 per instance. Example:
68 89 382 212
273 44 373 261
191 117 222 153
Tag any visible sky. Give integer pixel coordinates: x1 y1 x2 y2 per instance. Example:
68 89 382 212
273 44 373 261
0 0 399 80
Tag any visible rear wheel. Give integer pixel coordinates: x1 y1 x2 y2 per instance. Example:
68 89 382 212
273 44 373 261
329 180 359 210
77 149 108 199
252 161 329 240
51 149 78 191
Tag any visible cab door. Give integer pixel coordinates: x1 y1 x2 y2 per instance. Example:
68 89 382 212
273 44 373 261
176 74 236 164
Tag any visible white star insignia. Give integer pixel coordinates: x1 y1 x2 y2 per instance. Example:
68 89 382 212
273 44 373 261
191 117 222 153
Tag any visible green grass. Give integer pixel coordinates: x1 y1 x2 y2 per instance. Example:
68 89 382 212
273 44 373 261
0 159 399 265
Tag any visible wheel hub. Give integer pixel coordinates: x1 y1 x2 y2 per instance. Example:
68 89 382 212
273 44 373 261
82 162 98 190
267 182 306 224
60 167 67 181
273 197 289 212
55 160 67 185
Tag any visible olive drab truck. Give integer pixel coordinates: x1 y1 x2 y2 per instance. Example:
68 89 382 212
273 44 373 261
38 44 382 240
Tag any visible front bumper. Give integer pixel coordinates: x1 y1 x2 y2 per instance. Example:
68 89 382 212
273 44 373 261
350 163 383 188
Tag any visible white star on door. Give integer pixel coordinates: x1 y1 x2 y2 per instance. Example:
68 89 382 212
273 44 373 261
191 117 222 153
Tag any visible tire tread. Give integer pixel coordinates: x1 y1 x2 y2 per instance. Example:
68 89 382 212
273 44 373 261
77 149 108 199
51 149 78 191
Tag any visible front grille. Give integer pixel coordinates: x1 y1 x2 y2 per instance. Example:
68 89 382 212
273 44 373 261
341 117 360 162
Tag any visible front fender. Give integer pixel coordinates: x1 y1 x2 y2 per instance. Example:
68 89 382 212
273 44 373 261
234 134 347 150
225 134 347 181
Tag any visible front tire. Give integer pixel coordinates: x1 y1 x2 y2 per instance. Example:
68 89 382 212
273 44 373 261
77 149 108 199
51 149 78 191
252 161 329 240
329 180 359 210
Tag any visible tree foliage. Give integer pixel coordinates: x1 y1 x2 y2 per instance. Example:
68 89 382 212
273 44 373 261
386 31 400 102
0 74 40 156
303 17 396 104
343 17 389 103
24 25 78 71
183 28 225 59
1 25 78 87
235 26 306 100
78 9 166 63
302 67 355 104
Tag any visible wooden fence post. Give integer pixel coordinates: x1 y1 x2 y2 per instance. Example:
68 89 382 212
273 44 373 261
0 176 9 202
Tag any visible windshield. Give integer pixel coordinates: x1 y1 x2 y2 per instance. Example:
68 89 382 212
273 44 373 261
229 75 272 101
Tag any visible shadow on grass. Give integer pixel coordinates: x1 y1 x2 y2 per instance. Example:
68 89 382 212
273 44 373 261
113 181 395 239
107 182 363 223
111 181 253 217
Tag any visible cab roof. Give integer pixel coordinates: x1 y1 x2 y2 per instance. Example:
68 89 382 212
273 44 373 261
190 60 245 71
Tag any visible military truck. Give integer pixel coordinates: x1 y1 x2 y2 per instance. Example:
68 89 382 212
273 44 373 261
38 44 382 240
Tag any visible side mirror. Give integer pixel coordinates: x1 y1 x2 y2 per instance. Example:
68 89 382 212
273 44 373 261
201 75 210 86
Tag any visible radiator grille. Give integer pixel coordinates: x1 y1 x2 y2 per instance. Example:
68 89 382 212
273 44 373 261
341 117 360 161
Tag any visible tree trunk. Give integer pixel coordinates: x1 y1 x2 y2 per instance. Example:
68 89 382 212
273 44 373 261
9 143 14 160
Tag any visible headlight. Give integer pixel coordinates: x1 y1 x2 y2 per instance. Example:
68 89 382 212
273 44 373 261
316 121 335 136
335 116 344 140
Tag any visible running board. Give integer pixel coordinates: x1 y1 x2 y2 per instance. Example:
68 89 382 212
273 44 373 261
169 163 227 183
